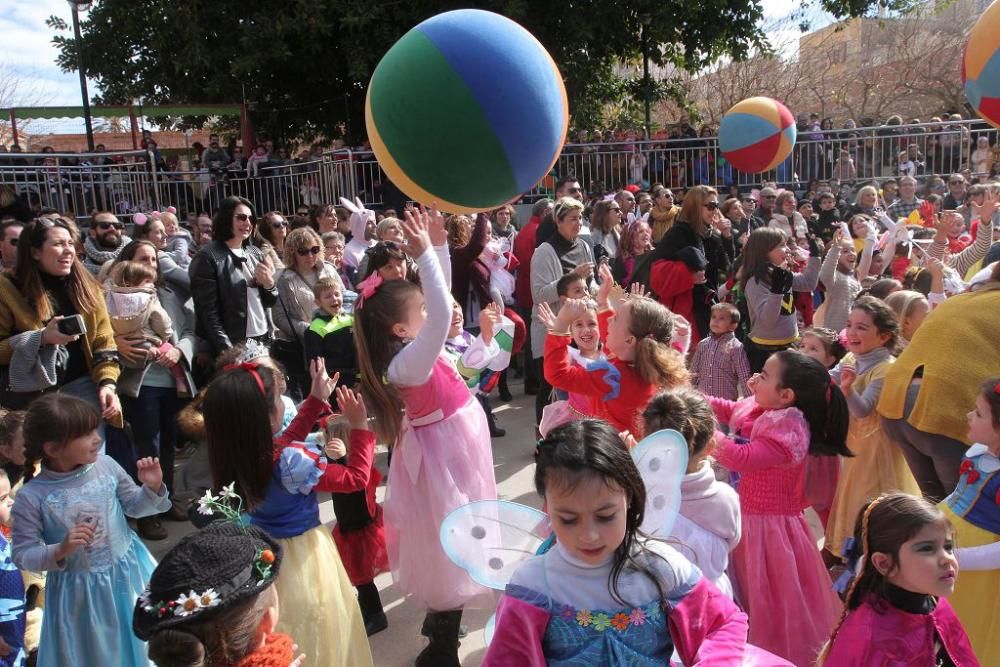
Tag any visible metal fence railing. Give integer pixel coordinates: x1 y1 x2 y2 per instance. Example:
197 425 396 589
0 150 160 223
3 120 998 221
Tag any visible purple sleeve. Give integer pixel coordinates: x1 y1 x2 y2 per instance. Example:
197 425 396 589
668 578 749 666
481 594 549 667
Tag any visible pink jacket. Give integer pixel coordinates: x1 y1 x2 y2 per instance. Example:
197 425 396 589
823 597 978 666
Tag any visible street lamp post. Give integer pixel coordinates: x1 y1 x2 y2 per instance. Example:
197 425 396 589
68 0 95 152
640 14 652 140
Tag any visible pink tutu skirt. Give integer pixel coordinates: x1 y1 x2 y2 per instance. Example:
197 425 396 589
384 397 498 611
730 512 840 667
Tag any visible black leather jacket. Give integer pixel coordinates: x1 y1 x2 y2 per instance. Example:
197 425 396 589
189 240 277 354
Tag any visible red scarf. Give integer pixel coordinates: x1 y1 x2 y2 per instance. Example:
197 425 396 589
233 633 295 667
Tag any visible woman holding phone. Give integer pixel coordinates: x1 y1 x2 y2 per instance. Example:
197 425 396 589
0 217 122 436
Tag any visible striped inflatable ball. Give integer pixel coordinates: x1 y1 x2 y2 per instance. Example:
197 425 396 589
718 97 797 174
963 0 1000 129
365 9 569 214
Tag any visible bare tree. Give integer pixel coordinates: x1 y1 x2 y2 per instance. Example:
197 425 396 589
0 61 54 147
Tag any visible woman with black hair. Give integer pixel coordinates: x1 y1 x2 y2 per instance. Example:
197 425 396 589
189 196 277 356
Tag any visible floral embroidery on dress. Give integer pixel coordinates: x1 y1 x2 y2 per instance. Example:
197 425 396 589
558 602 664 633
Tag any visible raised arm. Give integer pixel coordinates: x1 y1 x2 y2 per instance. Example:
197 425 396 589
388 215 452 386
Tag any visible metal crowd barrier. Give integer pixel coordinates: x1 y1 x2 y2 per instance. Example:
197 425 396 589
4 121 997 221
0 150 160 223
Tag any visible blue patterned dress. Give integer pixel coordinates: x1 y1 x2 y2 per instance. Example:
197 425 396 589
0 533 25 667
10 456 169 667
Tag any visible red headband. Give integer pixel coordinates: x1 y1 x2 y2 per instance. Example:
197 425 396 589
224 362 265 396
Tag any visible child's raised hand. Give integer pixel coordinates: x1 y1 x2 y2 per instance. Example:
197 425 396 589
479 302 502 344
536 302 558 331
426 207 448 247
555 298 590 332
839 367 857 393
401 206 434 257
596 263 615 308
309 358 340 403
55 521 96 563
289 650 307 667
136 457 163 493
335 385 368 431
324 438 347 461
628 282 648 299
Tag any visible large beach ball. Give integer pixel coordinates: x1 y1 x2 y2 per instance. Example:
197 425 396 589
963 0 1000 129
365 10 569 214
718 97 796 174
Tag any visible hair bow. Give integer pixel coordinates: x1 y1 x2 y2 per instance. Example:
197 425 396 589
355 272 384 309
223 361 265 396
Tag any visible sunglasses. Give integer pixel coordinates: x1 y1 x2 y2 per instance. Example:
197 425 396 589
272 220 288 229
98 221 125 230
704 201 719 210
296 245 321 257
234 213 252 222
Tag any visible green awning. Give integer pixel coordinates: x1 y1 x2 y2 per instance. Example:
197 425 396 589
0 105 243 120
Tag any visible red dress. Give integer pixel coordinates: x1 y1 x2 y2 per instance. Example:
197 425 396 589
330 462 389 587
543 310 657 435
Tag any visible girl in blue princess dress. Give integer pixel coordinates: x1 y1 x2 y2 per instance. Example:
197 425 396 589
11 393 170 667
482 419 755 666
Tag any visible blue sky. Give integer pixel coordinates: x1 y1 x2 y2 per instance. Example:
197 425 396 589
1 0 834 134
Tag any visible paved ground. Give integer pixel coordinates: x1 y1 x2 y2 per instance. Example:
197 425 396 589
147 379 540 666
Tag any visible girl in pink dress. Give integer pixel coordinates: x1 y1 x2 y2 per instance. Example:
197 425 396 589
353 210 497 667
708 350 851 666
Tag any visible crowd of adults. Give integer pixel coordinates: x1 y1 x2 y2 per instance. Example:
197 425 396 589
1 106 1000 543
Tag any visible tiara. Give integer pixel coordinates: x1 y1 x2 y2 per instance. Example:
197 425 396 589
236 339 270 365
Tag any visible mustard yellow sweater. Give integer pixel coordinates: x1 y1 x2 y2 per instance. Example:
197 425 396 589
877 284 1000 444
0 272 119 387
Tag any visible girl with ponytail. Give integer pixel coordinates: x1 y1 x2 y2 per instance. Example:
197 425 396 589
351 208 496 666
706 350 851 665
819 493 977 665
543 262 688 435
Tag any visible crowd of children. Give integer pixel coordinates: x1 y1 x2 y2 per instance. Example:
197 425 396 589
0 169 998 667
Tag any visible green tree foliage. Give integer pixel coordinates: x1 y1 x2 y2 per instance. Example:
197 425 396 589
47 0 900 142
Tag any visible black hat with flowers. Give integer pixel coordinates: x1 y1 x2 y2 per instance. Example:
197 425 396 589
133 519 282 640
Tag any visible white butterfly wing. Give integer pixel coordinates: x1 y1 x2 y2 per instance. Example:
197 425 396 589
439 499 550 590
631 428 689 538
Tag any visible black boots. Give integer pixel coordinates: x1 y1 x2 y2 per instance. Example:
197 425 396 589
416 610 463 667
357 581 387 636
476 393 505 437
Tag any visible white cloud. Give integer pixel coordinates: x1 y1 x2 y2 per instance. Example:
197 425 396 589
0 0 98 107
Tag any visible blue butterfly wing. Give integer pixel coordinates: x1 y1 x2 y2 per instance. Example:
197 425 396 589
439 499 550 591
631 428 689 538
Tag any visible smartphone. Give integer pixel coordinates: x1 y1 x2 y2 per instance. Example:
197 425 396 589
57 314 86 337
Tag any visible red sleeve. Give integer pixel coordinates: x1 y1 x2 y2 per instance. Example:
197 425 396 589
598 308 612 346
275 395 330 450
312 429 375 493
650 259 695 302
543 332 616 399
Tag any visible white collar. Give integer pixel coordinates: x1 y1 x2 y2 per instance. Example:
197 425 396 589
966 444 1000 473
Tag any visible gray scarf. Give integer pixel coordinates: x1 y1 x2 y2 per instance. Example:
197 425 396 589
83 234 132 273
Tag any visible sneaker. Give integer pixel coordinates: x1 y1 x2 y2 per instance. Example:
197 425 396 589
137 516 168 541
364 612 388 636
499 388 513 402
